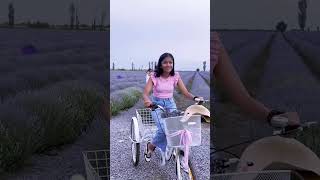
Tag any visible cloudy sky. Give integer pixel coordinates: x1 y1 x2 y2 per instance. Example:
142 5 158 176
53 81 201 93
110 0 210 71
212 0 320 30
0 0 108 25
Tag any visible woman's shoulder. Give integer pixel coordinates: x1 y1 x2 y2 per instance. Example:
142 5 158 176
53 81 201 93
173 72 180 86
149 72 157 85
173 71 180 79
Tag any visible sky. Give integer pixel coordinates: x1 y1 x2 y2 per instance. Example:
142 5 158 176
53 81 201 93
0 0 109 25
110 0 210 71
212 0 320 30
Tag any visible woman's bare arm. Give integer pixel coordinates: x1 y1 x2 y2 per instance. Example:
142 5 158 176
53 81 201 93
143 78 153 107
177 78 195 100
214 44 270 120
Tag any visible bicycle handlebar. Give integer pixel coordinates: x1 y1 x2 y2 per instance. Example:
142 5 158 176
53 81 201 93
148 96 209 110
273 121 318 136
194 97 209 105
270 115 289 128
148 104 165 112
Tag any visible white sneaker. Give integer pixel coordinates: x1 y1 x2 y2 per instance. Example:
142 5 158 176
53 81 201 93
144 142 153 162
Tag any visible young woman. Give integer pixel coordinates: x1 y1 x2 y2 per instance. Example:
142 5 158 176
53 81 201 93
143 53 203 165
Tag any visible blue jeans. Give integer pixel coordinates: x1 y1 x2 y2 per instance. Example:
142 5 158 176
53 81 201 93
151 96 177 152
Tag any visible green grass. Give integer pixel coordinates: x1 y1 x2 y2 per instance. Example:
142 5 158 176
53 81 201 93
0 80 103 172
110 87 142 116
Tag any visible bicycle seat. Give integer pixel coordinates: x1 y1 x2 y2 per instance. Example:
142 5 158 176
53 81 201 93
237 136 320 176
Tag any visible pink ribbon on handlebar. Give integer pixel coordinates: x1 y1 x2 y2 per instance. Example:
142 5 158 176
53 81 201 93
168 129 192 170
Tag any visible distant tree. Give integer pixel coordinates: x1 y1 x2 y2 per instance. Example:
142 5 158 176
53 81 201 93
298 0 307 31
196 68 200 72
100 10 106 30
92 18 96 30
8 2 14 27
75 6 79 29
132 62 134 71
27 21 50 28
276 21 287 32
151 62 154 70
69 2 75 29
148 62 151 69
203 61 206 71
112 62 115 70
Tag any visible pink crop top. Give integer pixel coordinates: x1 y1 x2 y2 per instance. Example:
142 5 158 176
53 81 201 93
150 72 180 98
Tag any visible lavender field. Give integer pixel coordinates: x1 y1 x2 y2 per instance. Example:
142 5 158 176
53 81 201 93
110 70 210 113
213 30 320 167
110 70 211 179
0 29 108 179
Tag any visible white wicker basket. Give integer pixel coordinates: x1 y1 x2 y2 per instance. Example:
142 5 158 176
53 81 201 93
83 150 109 180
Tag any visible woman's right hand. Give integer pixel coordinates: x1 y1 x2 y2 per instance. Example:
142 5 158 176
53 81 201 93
144 101 152 108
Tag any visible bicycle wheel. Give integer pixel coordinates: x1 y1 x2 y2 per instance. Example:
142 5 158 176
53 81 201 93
175 149 196 180
131 117 140 166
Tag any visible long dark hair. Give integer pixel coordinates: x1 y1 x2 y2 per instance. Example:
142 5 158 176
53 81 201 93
154 53 175 77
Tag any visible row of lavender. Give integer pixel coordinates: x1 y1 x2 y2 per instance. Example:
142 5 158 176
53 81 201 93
0 29 108 173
